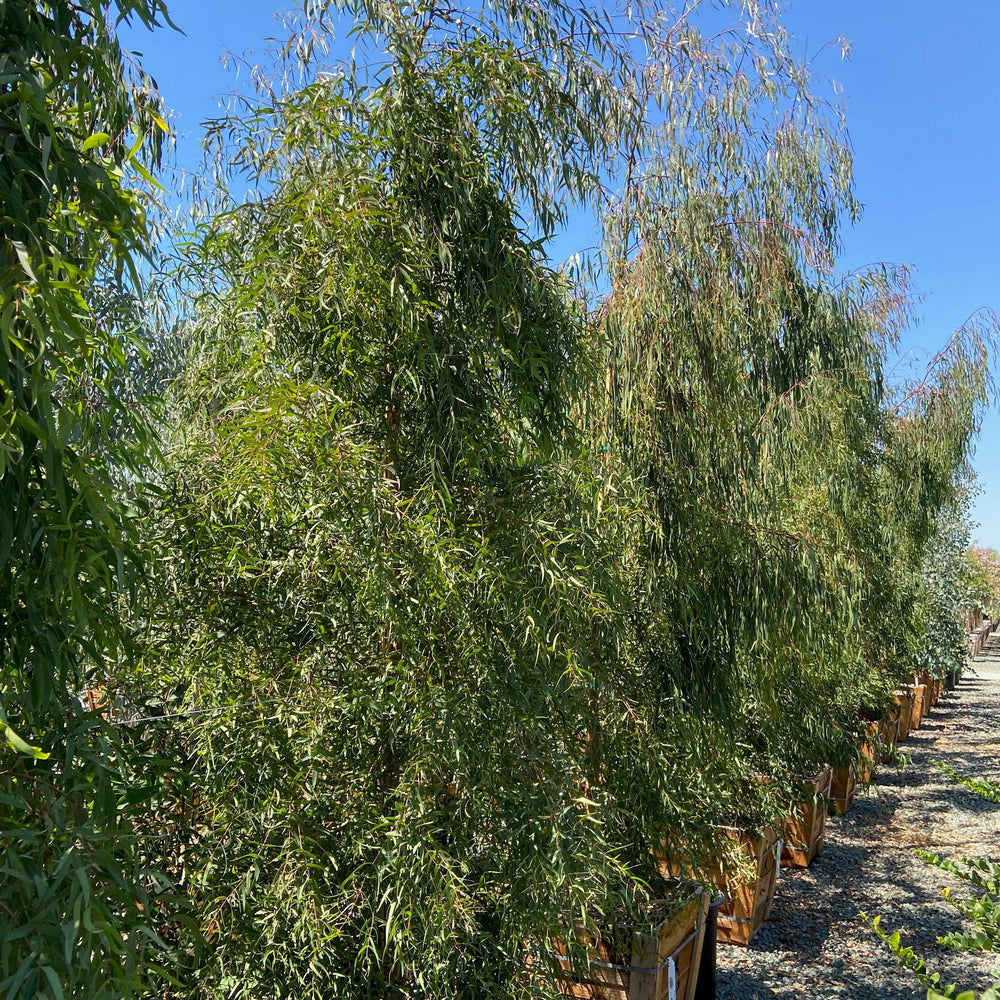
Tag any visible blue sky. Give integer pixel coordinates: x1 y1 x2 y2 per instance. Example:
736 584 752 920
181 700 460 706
121 0 1000 548
778 1 1000 550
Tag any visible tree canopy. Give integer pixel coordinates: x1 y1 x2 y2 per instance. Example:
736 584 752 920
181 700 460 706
1 3 178 998
2 2 994 998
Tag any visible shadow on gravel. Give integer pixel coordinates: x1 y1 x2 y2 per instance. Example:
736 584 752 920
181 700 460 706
717 962 924 1000
924 785 1000 816
836 791 900 829
902 740 1000 815
751 915 829 959
812 841 867 873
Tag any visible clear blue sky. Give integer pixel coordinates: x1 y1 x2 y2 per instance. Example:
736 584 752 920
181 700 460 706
121 1 1000 548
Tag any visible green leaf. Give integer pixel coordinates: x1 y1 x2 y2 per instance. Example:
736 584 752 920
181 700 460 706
4 725 50 760
82 132 111 151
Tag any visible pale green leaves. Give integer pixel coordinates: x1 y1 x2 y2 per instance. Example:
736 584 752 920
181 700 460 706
82 131 111 151
3 724 50 760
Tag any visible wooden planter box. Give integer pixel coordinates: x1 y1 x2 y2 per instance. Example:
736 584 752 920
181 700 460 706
551 889 710 1000
878 711 898 763
828 764 856 815
781 766 832 868
858 720 884 782
916 673 930 709
918 679 930 719
970 624 990 658
858 745 875 784
894 690 913 742
918 673 940 710
705 827 779 947
908 684 926 731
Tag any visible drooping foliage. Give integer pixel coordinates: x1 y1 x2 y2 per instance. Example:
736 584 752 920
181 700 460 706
103 1 999 999
138 10 667 992
874 322 994 688
0 2 179 997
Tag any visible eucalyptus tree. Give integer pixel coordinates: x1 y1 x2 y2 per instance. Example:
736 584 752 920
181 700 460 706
596 1 995 780
137 3 841 997
0 2 178 997
873 322 995 682
912 493 976 681
593 10 911 788
138 2 995 998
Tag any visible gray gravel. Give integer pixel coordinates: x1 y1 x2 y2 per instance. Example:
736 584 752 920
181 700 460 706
717 634 1000 999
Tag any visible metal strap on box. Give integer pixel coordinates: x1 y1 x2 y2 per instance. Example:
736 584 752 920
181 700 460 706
577 923 699 976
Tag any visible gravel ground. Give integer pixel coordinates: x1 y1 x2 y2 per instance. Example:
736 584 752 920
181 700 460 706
717 633 1000 999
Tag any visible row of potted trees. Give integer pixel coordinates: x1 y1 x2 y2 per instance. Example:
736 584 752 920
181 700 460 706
8 3 998 999
549 620 996 1000
134 20 993 994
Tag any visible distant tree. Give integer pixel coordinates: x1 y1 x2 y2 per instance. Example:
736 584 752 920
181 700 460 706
966 543 1000 611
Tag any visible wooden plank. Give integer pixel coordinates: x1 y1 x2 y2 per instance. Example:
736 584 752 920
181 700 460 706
551 889 707 1000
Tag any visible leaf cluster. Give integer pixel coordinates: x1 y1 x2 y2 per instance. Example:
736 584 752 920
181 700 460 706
0 3 180 998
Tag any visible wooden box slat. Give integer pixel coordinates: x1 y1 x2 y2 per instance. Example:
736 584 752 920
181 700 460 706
859 721 880 782
828 764 856 816
781 766 833 868
708 826 779 947
907 684 926 731
894 690 913 742
552 890 709 1000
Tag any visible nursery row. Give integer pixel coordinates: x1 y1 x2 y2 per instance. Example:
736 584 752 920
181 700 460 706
2 2 997 999
589 631 992 1000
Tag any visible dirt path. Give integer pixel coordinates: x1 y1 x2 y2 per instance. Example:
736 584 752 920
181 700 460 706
717 634 1000 1000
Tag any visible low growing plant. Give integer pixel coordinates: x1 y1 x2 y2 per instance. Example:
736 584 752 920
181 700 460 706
867 914 1000 1000
916 851 1000 953
868 759 1000 999
934 760 1000 804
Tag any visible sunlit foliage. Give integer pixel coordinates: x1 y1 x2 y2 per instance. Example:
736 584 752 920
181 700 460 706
62 1 996 998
